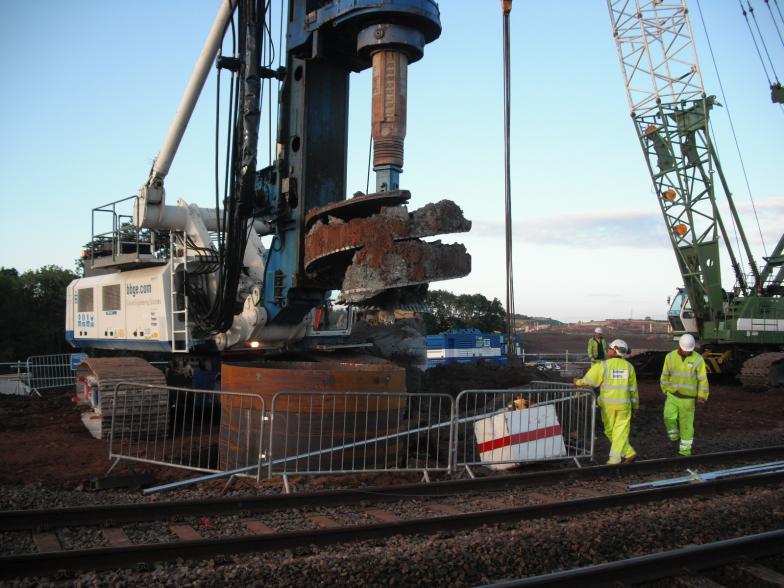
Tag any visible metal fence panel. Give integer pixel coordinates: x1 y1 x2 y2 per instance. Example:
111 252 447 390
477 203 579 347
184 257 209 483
455 386 595 470
520 350 592 373
268 392 454 478
0 361 32 395
524 380 575 390
26 353 86 392
109 382 266 480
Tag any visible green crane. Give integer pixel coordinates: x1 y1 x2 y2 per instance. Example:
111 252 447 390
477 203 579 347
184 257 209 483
607 0 784 388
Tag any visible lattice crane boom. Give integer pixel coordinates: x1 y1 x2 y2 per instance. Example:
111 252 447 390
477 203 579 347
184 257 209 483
607 0 762 326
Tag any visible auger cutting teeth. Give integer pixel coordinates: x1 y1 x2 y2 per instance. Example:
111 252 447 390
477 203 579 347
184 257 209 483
304 191 471 302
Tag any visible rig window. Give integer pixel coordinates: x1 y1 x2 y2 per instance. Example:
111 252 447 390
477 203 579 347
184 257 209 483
77 288 94 312
102 284 121 311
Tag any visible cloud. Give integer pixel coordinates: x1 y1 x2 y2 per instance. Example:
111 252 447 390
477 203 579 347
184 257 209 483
720 196 784 248
471 196 783 250
735 196 784 212
472 207 668 249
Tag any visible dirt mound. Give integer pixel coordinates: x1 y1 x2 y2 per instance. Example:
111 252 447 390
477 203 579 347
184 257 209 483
520 332 672 355
423 360 556 397
0 390 113 487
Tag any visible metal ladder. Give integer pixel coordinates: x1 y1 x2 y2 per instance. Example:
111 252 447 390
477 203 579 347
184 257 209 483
169 231 190 353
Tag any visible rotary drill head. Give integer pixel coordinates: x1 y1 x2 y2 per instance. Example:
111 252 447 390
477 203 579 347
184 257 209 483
300 19 470 305
304 191 471 304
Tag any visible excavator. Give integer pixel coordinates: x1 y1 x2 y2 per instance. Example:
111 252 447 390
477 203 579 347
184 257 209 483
65 0 472 433
607 0 784 389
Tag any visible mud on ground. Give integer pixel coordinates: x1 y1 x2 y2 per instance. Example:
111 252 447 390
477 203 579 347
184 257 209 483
0 357 781 490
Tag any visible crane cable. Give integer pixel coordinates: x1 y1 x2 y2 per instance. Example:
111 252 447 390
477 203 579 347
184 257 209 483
740 0 782 88
695 0 769 262
502 0 516 358
263 0 275 167
764 0 784 47
773 0 784 22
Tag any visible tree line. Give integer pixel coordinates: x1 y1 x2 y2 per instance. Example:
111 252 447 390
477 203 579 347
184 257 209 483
0 264 520 361
422 290 564 335
0 266 77 362
423 289 507 334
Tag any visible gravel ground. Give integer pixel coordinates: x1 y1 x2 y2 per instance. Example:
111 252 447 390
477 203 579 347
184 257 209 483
174 514 248 539
4 484 780 587
0 532 34 556
1 369 782 586
123 522 175 546
55 526 107 551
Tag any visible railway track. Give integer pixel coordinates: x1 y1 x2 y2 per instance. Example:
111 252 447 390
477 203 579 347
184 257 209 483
483 529 784 587
1 445 783 580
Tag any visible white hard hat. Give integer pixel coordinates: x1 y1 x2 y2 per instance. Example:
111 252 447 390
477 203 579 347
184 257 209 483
678 333 696 352
594 327 603 334
609 339 629 357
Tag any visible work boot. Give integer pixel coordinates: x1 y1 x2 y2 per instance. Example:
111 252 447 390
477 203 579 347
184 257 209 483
679 439 693 457
623 453 637 464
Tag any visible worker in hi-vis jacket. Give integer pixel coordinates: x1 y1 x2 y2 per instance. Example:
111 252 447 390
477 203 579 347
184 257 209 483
587 327 608 363
660 333 709 456
574 339 639 465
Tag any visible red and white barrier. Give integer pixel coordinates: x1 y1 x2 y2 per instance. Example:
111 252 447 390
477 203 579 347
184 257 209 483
474 404 566 470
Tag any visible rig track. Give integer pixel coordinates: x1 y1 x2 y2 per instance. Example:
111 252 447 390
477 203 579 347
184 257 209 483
739 351 784 390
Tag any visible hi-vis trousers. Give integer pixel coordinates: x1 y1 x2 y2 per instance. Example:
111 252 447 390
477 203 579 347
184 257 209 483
600 406 635 465
663 393 696 456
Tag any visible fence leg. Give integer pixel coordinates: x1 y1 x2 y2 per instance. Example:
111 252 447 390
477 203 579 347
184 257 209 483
106 457 121 476
420 470 431 484
282 474 292 495
572 457 582 469
464 465 475 479
221 474 237 495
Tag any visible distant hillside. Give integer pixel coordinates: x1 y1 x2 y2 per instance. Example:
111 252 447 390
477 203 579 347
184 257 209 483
512 315 563 332
555 318 671 335
511 316 670 335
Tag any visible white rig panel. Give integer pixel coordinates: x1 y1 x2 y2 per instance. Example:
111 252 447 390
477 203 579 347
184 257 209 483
737 318 784 333
66 265 174 351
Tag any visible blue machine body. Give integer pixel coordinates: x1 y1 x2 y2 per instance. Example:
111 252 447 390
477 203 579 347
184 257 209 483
256 0 442 330
425 329 520 369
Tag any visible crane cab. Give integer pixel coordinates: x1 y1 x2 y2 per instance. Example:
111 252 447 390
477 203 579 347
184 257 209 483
667 288 698 335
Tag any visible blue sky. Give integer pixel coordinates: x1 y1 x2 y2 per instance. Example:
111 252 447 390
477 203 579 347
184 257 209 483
0 1 781 322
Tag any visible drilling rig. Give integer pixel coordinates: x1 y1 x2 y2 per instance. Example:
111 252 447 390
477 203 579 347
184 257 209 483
65 0 472 432
607 0 784 388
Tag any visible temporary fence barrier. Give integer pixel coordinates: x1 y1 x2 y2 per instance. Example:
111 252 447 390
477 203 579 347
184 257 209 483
0 361 33 396
108 382 266 481
106 382 591 491
267 391 454 484
525 379 576 390
26 353 88 393
520 350 592 372
454 384 595 474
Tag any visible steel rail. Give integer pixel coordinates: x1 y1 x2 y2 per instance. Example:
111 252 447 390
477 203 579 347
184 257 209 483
2 445 783 532
1 468 783 579
481 528 784 587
